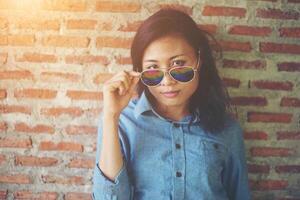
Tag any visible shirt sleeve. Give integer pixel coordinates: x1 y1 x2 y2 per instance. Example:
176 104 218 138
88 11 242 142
92 114 133 200
222 121 252 200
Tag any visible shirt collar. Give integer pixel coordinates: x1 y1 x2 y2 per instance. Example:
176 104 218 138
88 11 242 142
134 92 152 119
133 92 200 124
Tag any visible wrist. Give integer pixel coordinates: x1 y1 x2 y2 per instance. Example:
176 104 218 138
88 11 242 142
103 110 120 120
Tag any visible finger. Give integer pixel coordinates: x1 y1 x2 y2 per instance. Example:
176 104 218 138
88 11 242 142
128 71 141 77
118 81 126 96
128 77 140 93
104 79 124 93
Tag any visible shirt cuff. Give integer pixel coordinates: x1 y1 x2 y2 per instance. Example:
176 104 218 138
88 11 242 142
93 162 132 199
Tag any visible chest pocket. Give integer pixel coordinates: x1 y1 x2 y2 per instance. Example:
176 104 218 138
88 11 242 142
185 134 228 186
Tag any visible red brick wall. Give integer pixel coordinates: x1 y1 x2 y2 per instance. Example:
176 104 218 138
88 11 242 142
0 1 299 199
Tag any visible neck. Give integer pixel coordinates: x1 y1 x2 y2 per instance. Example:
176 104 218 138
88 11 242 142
153 101 190 121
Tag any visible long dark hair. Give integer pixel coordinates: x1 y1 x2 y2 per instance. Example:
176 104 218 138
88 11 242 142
130 9 232 134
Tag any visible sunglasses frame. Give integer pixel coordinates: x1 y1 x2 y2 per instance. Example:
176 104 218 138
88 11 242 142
140 66 198 87
140 52 201 87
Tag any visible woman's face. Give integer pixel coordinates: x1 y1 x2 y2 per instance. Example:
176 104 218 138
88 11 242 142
142 34 200 110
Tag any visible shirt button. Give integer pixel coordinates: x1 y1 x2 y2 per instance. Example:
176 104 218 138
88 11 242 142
214 144 219 149
176 171 182 177
174 123 179 128
175 143 181 149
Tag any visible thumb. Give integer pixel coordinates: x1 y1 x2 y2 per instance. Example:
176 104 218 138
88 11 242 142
129 77 140 93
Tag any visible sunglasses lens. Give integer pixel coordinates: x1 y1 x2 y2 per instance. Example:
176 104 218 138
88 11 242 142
170 67 194 82
141 69 164 86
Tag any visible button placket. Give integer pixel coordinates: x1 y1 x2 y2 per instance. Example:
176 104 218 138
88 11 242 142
171 122 185 200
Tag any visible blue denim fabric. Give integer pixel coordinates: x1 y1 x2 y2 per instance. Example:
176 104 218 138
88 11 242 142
92 92 251 200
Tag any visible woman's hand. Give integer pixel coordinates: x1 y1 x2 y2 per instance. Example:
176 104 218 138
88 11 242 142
102 71 140 116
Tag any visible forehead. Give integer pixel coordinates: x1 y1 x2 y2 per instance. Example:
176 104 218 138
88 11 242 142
142 35 195 61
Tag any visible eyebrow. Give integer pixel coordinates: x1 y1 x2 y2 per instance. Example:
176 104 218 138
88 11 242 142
144 54 186 62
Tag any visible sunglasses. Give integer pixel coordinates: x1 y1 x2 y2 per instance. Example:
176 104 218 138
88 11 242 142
140 66 198 87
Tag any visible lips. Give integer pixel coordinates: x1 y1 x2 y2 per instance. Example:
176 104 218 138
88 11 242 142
160 90 180 98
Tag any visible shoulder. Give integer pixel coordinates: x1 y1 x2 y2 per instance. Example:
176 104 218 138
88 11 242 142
118 98 139 126
121 98 139 117
220 114 245 150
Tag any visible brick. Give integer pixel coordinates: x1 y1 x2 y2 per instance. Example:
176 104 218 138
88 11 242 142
41 0 87 12
0 35 7 45
14 89 57 99
7 35 35 46
198 24 218 34
223 59 266 70
13 191 58 200
0 89 6 99
222 77 240 88
115 56 132 65
0 52 7 64
250 147 294 157
67 158 95 169
279 27 300 38
159 4 193 15
41 175 84 185
65 55 109 65
16 52 57 63
280 97 300 107
244 131 268 140
0 104 31 114
219 40 252 52
0 137 32 148
0 154 6 165
15 155 58 167
0 122 7 132
84 108 101 116
67 19 97 29
248 164 270 173
41 107 83 117
0 70 33 80
251 80 293 91
0 174 31 184
40 72 81 82
0 17 8 28
231 96 267 106
65 125 97 135
96 36 132 49
65 192 92 200
278 62 300 72
256 8 299 20
66 90 102 101
260 42 300 54
42 35 90 48
277 131 300 140
15 19 60 31
118 21 142 32
202 6 246 18
228 25 272 36
95 1 141 13
250 179 288 190
93 73 113 84
0 0 39 10
247 112 293 123
275 165 300 173
39 141 83 152
14 123 55 134
0 190 7 199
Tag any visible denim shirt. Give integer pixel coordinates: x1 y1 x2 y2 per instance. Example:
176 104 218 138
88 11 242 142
92 92 251 200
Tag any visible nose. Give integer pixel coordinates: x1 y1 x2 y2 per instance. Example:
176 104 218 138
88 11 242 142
160 69 176 86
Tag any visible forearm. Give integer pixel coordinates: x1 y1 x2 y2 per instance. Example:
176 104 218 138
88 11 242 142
99 112 124 181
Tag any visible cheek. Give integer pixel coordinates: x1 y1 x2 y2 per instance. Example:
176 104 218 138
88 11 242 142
148 87 159 96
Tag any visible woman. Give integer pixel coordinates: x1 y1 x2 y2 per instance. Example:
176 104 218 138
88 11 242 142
92 9 251 200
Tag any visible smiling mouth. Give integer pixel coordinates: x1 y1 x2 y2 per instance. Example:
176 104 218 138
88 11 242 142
160 90 180 98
